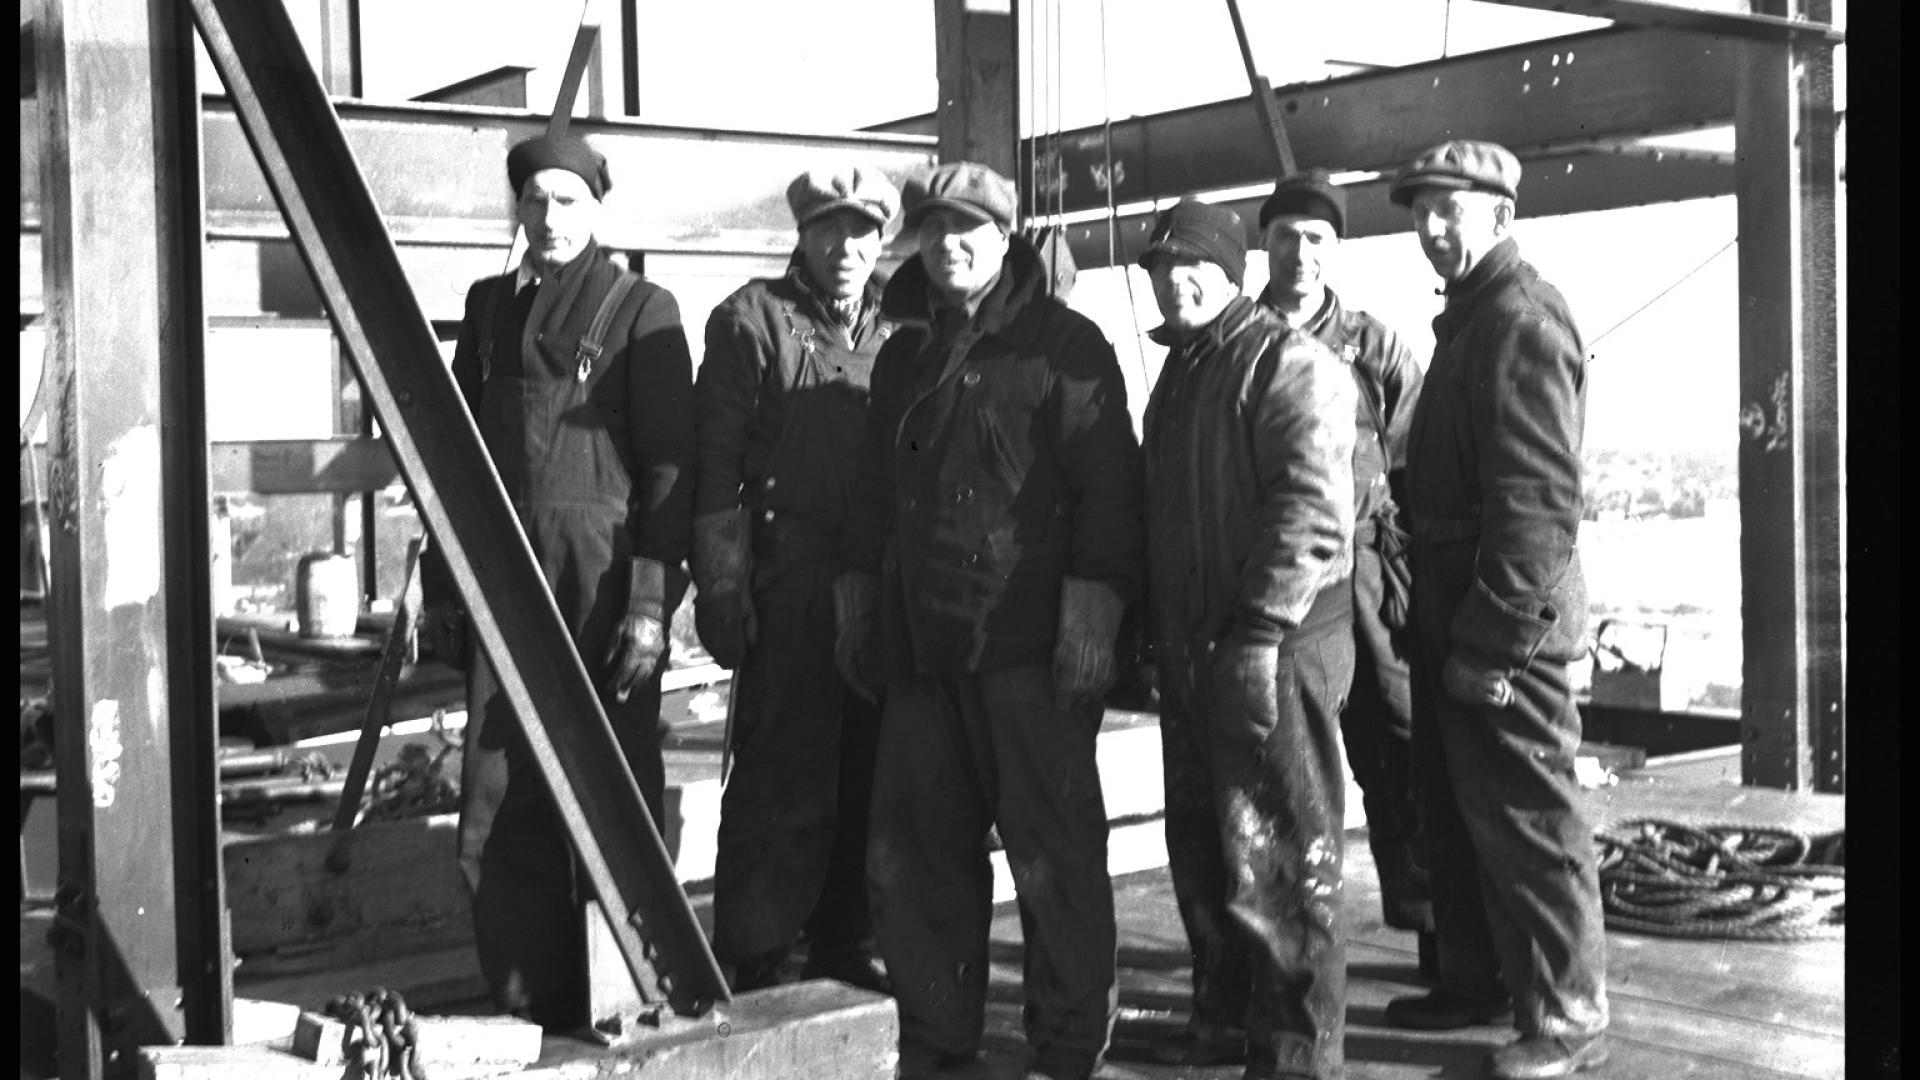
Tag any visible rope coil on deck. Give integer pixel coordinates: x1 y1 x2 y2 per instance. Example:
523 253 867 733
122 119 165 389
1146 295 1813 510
1595 818 1844 941
324 986 426 1079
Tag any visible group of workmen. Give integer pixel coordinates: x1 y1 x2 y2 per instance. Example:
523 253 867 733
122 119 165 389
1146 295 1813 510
418 130 1608 1080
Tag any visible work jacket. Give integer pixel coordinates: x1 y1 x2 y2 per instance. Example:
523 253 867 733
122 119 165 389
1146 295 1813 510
693 256 891 581
842 237 1144 677
1143 294 1356 648
1405 236 1589 670
1268 287 1425 545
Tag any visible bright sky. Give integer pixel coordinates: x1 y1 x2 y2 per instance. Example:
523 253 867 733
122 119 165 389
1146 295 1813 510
336 1 1843 453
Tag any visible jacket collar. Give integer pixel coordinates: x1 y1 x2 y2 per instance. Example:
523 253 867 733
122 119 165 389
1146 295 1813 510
518 238 605 294
879 234 1052 348
1260 285 1343 339
784 250 888 328
1148 293 1267 354
1443 235 1520 313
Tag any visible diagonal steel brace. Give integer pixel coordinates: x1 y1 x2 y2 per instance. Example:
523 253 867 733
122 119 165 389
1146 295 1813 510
183 0 730 1015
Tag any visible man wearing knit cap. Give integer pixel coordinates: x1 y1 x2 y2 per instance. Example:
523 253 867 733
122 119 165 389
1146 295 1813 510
693 164 900 996
1385 139 1608 1080
1258 169 1436 982
417 132 696 1031
1138 198 1358 1080
837 161 1143 1080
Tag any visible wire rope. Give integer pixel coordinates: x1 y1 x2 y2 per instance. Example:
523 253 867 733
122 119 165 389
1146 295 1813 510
1587 238 1736 349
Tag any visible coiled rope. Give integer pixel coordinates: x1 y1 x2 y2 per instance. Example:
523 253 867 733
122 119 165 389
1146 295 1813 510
1595 818 1844 941
324 986 425 1079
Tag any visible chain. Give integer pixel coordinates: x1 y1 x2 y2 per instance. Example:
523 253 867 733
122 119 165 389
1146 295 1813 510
324 987 426 1079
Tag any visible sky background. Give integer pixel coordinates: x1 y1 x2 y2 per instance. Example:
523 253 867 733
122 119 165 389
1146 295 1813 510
176 0 1847 454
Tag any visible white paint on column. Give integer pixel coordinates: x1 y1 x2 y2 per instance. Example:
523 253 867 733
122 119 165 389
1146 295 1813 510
99 424 163 609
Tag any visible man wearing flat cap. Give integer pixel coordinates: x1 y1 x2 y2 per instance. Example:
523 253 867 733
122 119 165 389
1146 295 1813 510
693 164 900 995
1258 169 1436 979
1385 139 1608 1080
836 160 1143 1080
1137 198 1358 1080
418 132 696 1030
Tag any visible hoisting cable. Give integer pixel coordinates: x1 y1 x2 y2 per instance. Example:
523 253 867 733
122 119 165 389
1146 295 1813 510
1098 0 1150 388
1595 818 1844 941
1586 237 1736 350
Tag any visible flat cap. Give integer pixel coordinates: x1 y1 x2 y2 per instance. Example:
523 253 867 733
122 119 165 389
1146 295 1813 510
1259 167 1348 236
787 165 901 229
507 134 611 200
902 161 1018 232
1389 139 1521 206
1138 199 1248 289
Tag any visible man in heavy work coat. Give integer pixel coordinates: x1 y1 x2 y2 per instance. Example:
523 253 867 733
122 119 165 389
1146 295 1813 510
692 165 899 994
420 134 695 1030
1137 198 1358 1080
1256 171 1435 971
835 161 1143 1080
1383 140 1608 1080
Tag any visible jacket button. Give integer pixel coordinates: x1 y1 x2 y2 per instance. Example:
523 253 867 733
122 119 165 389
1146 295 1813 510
953 485 973 503
764 476 777 490
962 371 981 387
762 510 775 523
962 552 979 567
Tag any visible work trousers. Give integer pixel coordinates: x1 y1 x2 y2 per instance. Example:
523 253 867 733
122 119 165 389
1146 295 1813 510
1157 585 1356 1079
1408 540 1609 1039
868 665 1116 1080
1340 541 1432 932
712 558 882 966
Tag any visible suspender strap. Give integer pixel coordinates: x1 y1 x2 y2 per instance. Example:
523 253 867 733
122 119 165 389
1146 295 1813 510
575 271 638 382
476 277 508 385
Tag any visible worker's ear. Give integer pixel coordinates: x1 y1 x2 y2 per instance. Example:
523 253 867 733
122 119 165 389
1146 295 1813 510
1492 196 1516 235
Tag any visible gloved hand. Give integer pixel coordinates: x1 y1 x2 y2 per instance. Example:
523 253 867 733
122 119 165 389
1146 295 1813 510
832 571 879 703
604 558 670 702
1441 651 1514 709
1052 576 1126 713
408 603 469 670
691 508 757 669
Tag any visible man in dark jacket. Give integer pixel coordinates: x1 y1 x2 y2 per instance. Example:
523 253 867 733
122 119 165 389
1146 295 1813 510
419 133 695 1030
692 164 899 994
1383 140 1608 1080
836 161 1143 1080
1257 171 1435 971
1139 199 1357 1080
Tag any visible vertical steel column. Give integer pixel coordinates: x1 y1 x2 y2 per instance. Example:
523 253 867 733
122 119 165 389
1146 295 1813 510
933 0 1018 175
36 0 211 1072
318 0 360 97
1733 0 1843 792
157 0 234 1047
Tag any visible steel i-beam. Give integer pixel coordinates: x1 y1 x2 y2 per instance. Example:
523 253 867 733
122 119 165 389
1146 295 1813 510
184 0 730 1012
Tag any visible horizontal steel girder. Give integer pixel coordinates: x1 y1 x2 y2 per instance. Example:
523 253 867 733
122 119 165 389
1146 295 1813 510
17 96 935 254
1024 25 1739 217
1476 0 1844 44
184 0 728 1014
1061 146 1735 271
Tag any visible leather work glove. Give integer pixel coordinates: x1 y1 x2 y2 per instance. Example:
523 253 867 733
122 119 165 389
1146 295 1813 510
1442 651 1515 710
408 602 469 671
690 508 757 670
832 571 879 703
604 557 670 703
1052 576 1127 714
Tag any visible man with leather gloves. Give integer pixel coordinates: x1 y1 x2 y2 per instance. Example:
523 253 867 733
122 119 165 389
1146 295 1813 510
1138 199 1358 1080
1257 170 1435 974
692 165 899 995
415 133 694 1031
1385 141 1608 1080
836 161 1143 1080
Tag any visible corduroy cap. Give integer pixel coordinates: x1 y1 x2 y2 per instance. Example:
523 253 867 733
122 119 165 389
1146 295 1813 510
902 162 1018 232
1137 199 1247 288
506 134 612 200
787 165 901 229
1259 167 1348 236
1388 139 1522 206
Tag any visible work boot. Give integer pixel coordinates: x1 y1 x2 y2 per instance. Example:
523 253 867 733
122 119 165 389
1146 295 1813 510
1384 988 1513 1031
1416 931 1440 982
729 950 787 993
1148 1017 1247 1066
1488 1033 1609 1079
895 1044 976 1079
801 940 891 994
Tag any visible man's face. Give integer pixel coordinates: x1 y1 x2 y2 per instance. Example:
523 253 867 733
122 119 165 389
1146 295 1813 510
518 168 600 269
1263 214 1339 304
916 208 1010 304
1148 253 1239 335
1409 187 1508 283
799 209 885 301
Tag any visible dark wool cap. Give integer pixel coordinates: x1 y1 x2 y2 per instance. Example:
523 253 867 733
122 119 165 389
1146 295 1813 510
1259 167 1348 236
902 161 1019 232
1138 199 1248 288
1388 139 1522 206
507 134 612 200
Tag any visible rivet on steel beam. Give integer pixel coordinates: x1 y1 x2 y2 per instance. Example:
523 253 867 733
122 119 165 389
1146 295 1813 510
396 388 413 406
